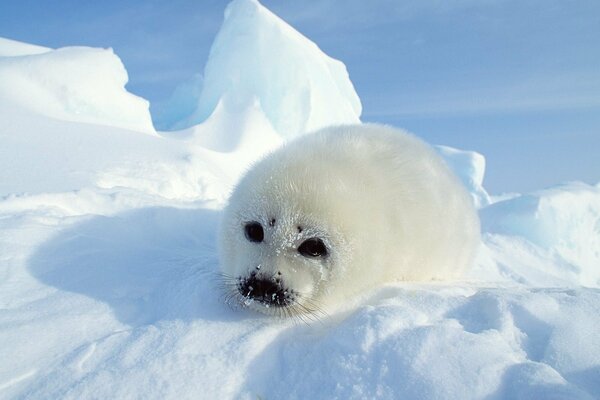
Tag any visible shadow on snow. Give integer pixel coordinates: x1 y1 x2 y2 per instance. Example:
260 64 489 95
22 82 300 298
27 206 241 326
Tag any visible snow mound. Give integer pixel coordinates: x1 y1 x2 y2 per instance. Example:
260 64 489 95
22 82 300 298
0 43 154 133
0 37 51 57
437 145 491 208
481 182 600 287
161 0 361 139
0 102 239 202
170 94 282 155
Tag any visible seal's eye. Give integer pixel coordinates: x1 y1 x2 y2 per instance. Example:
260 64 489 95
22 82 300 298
244 222 264 243
298 238 328 258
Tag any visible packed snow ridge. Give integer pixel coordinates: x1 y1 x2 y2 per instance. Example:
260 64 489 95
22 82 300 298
1 0 599 399
0 40 154 134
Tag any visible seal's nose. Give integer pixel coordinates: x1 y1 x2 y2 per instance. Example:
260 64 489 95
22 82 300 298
240 275 287 306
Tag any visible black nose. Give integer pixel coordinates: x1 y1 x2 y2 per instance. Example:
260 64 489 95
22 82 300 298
239 275 287 306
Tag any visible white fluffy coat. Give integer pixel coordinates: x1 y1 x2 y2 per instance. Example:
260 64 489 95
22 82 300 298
219 124 480 315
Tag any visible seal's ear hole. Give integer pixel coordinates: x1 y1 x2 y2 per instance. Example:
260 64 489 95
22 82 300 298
298 238 328 258
244 222 264 243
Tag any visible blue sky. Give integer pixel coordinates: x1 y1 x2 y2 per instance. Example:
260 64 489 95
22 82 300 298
1 0 598 194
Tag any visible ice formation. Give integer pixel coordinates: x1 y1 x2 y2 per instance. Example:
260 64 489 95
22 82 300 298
437 145 491 208
173 94 283 154
160 0 362 139
0 42 154 133
481 182 600 287
152 73 203 131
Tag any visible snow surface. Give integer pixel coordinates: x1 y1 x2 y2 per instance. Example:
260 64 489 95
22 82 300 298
1 1 599 399
481 182 600 288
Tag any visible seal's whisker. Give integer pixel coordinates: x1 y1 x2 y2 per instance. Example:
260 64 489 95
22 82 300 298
214 268 330 322
295 304 320 324
303 300 329 322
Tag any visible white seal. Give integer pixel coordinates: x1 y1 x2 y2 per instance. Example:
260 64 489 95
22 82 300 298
219 124 480 317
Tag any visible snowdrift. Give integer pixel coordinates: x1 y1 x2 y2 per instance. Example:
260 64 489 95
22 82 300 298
1 1 599 399
0 41 154 133
481 182 600 288
0 37 51 57
437 145 491 208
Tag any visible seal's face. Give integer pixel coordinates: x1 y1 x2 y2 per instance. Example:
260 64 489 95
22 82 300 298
220 206 338 317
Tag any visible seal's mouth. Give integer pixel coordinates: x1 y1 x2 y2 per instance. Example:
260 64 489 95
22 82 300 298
238 272 293 308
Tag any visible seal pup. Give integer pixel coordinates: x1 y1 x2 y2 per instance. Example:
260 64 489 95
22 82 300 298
218 124 480 317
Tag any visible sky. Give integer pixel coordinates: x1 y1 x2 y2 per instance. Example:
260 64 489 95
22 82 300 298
0 0 598 194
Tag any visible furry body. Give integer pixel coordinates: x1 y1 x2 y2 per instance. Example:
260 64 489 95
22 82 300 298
219 124 480 316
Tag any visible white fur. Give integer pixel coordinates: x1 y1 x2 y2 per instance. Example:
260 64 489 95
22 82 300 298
219 124 480 316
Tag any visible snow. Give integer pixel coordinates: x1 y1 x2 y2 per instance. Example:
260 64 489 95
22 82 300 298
152 73 203 131
481 182 600 287
0 42 155 134
1 1 599 399
157 0 362 138
0 37 51 57
169 94 282 154
436 145 491 208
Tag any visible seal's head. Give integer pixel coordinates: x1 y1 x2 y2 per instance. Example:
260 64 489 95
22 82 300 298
218 182 352 317
218 131 359 317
